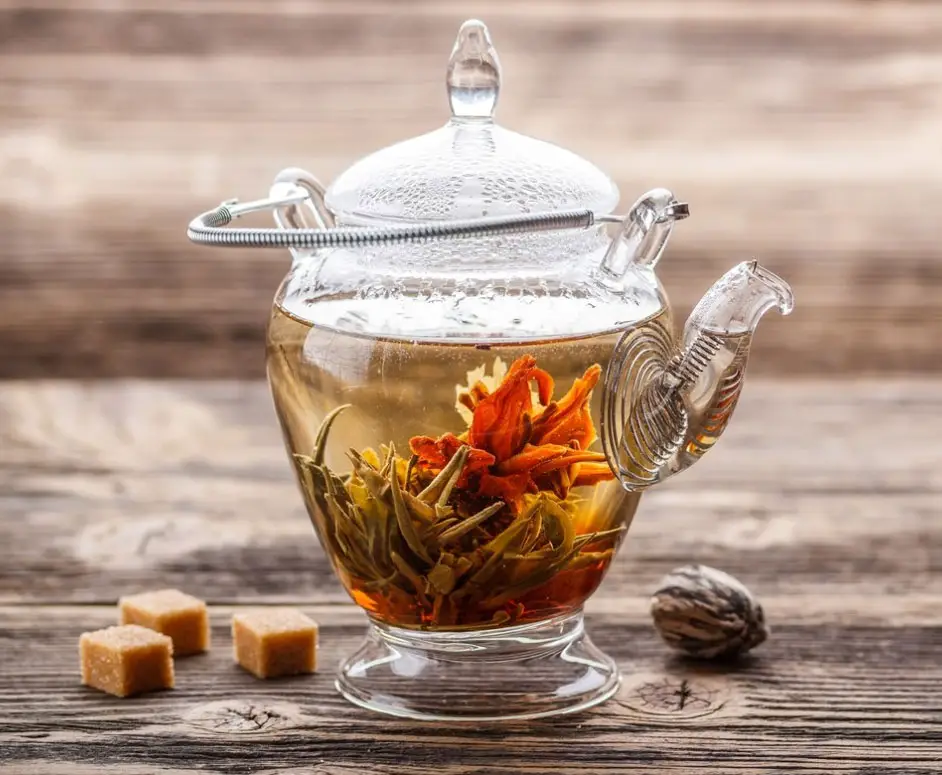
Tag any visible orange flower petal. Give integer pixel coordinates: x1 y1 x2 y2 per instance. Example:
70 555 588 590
409 435 450 468
457 381 492 415
532 367 555 406
530 450 608 478
569 461 615 488
469 355 550 462
534 467 574 500
495 443 572 476
409 433 495 485
477 472 531 511
531 364 602 450
414 357 609 509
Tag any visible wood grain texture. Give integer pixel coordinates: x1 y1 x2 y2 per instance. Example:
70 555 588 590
2 0 942 377
1 607 941 774
2 379 941 608
1 378 941 772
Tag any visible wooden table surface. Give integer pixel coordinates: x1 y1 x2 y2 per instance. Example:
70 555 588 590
2 1 941 771
1 379 940 774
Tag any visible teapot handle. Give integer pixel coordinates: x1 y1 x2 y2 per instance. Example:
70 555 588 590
598 189 689 279
187 181 597 251
268 168 335 263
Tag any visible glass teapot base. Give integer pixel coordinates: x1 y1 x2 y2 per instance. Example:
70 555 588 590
336 610 619 721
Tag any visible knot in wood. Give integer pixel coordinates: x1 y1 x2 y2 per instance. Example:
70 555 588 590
184 699 300 734
256 769 365 775
617 675 728 720
256 769 364 775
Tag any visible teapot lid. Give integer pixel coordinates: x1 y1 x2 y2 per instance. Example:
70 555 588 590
325 20 619 223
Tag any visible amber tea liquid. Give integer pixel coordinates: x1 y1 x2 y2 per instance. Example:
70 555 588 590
266 303 671 630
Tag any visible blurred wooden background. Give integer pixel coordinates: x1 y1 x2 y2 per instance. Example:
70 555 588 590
2 0 941 378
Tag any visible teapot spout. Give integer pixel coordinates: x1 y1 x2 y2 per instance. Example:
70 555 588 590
683 260 794 347
602 262 793 490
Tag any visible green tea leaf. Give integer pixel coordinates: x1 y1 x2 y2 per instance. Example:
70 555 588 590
464 508 535 589
293 455 316 494
417 445 469 504
323 486 350 529
347 447 375 470
402 490 436 523
390 457 434 565
572 526 626 550
541 496 575 555
505 549 554 562
347 480 373 515
480 541 585 608
345 502 369 541
312 404 351 466
428 517 459 536
436 446 470 510
405 454 418 489
453 556 474 578
355 465 389 503
426 562 457 595
566 549 615 572
480 498 540 555
437 501 504 545
294 453 317 469
390 551 430 607
519 510 544 554
365 505 387 572
379 444 394 479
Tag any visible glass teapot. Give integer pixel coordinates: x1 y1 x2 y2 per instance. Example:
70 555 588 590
188 20 793 721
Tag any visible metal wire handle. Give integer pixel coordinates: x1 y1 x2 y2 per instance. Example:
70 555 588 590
187 188 599 250
186 168 689 250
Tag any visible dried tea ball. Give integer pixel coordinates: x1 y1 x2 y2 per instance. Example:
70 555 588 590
650 564 769 659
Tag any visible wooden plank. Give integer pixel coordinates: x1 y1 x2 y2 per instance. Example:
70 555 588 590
2 379 940 608
1 376 941 770
1 1 942 376
0 605 940 774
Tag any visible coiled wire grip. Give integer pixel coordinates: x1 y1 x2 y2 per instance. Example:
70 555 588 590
186 168 687 251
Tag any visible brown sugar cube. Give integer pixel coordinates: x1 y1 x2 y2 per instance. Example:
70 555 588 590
232 609 318 679
119 589 210 656
79 624 174 698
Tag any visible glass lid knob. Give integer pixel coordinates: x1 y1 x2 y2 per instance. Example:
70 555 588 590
320 17 619 223
447 20 501 120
